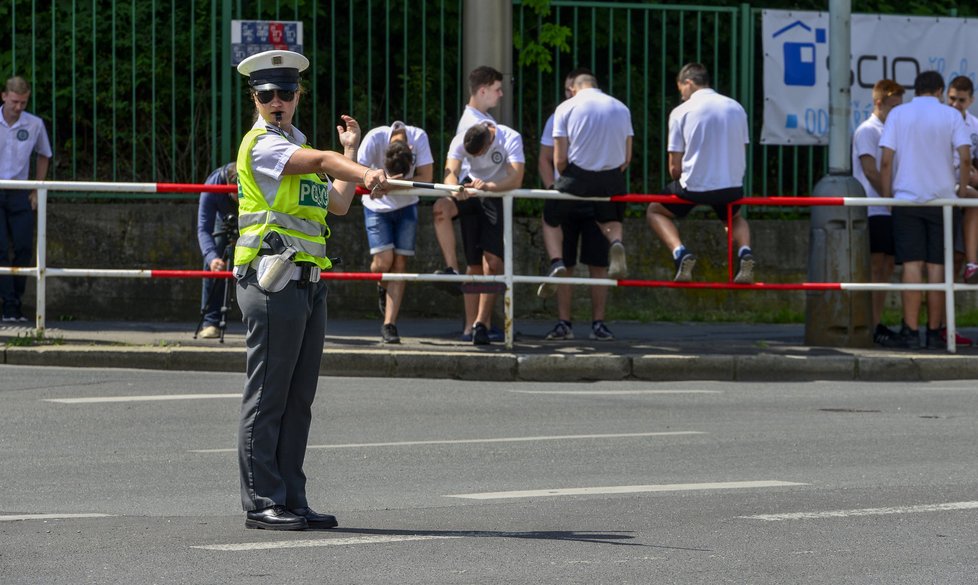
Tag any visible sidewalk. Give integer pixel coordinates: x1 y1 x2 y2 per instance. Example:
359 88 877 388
2 319 978 381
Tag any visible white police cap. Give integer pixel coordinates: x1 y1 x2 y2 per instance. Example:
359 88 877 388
237 50 310 91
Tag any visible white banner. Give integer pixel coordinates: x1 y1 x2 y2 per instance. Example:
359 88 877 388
762 10 978 145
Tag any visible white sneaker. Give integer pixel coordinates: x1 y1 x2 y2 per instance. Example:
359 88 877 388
199 325 222 338
734 253 755 284
608 242 627 279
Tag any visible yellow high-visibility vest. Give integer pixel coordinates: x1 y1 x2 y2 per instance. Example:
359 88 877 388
233 127 333 270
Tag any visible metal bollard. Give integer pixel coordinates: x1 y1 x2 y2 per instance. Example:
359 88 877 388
805 174 873 347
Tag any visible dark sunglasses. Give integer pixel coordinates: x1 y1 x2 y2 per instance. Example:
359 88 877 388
256 89 296 104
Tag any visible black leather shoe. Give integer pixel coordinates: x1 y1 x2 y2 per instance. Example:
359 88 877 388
290 507 338 529
245 505 308 530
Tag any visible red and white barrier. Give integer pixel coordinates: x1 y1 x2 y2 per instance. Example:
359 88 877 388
0 179 973 351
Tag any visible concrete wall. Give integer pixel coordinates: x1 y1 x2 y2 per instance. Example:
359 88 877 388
23 201 815 322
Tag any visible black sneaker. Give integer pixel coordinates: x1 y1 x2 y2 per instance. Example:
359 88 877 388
544 320 574 340
897 323 922 349
381 323 400 344
589 321 615 341
434 267 463 296
674 251 697 282
472 322 490 346
925 328 944 350
734 253 755 284
377 285 387 317
873 323 907 348
537 261 567 298
1 313 29 323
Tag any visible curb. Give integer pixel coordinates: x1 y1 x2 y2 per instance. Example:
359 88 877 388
6 345 978 381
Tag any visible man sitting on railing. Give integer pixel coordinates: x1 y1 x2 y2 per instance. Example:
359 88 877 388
879 70 972 350
645 63 754 285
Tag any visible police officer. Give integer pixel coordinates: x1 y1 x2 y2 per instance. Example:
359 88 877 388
234 50 388 531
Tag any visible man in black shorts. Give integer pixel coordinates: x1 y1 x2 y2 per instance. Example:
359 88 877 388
646 63 754 284
542 203 614 341
444 122 525 345
538 73 633 296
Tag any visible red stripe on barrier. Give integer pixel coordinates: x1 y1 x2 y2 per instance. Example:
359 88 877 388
616 279 842 291
156 183 237 193
738 196 844 206
320 271 384 281
610 194 846 206
151 270 234 279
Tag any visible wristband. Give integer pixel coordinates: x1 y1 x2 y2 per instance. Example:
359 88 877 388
362 168 370 185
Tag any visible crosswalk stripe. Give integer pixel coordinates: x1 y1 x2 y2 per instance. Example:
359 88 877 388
447 480 806 500
193 534 460 551
741 501 978 521
190 431 704 453
0 513 114 522
45 393 240 404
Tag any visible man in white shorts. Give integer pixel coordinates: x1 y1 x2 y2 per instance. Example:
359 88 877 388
852 79 905 347
357 121 434 344
444 121 524 345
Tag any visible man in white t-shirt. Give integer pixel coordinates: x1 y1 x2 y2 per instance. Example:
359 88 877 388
0 76 51 322
444 121 524 345
646 63 753 284
432 66 503 292
852 79 905 347
537 67 615 342
539 73 633 294
879 70 972 350
357 121 434 344
947 76 978 286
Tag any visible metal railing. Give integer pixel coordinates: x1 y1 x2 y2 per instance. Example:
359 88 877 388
2 178 976 353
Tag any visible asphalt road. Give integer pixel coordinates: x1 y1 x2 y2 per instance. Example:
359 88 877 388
2 365 977 584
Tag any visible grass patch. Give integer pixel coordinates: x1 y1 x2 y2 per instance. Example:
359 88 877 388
605 306 805 324
4 330 65 347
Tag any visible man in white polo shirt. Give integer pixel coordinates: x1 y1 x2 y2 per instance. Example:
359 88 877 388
1 76 51 323
852 79 905 347
357 120 434 344
646 63 753 284
947 76 978 285
444 121 524 345
880 70 972 350
432 66 503 289
538 73 633 295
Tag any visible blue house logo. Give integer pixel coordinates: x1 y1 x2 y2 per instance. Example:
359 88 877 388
773 20 826 88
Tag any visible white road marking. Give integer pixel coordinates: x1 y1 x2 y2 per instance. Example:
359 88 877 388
44 393 240 404
0 513 114 522
509 390 723 395
741 501 978 522
447 480 806 500
189 431 704 454
193 534 461 551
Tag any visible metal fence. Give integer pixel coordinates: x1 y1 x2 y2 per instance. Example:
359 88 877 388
5 0 827 199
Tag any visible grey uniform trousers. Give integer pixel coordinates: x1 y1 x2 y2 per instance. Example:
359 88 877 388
236 272 327 511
